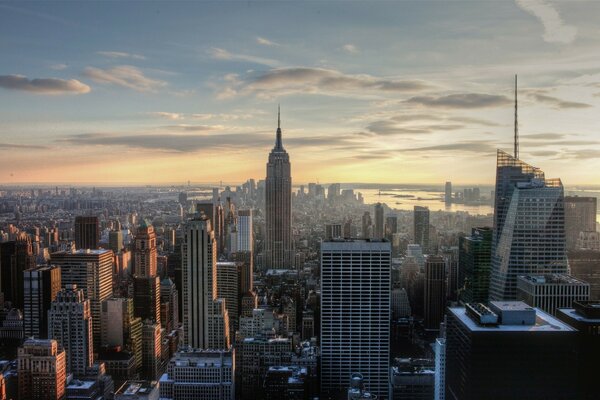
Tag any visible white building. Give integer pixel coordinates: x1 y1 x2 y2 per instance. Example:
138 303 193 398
517 274 590 315
434 338 446 400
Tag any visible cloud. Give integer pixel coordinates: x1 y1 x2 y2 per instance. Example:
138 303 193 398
401 141 497 154
522 133 569 140
389 114 500 127
515 0 577 44
148 112 183 120
208 47 280 67
220 67 430 99
342 44 359 54
529 150 559 157
0 74 90 94
97 51 146 60
406 93 511 109
366 120 464 136
256 37 280 47
49 63 68 71
527 93 591 109
83 65 166 92
562 149 600 160
0 143 49 150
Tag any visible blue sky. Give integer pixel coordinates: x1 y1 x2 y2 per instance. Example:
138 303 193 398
1 1 600 185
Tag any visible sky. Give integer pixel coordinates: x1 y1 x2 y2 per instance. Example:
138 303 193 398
1 0 600 186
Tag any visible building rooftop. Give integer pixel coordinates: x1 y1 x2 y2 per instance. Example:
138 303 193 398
518 274 588 285
450 305 575 332
557 301 600 323
115 380 158 396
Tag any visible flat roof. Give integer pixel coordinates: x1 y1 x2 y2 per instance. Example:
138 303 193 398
557 308 600 324
449 306 575 332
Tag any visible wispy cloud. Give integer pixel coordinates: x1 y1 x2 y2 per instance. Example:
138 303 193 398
0 143 49 150
527 92 591 109
256 36 281 47
342 44 359 54
148 112 183 120
208 47 280 67
83 65 166 92
219 67 430 99
515 0 577 44
406 93 511 109
97 51 146 60
366 120 464 136
49 63 68 71
400 141 497 154
0 75 90 94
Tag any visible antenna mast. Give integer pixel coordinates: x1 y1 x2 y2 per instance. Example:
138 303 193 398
514 74 519 160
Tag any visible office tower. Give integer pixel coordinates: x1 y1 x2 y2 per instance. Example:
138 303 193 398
140 321 161 381
100 298 142 371
108 230 124 254
51 249 113 352
133 276 161 324
446 302 577 399
281 297 296 334
263 366 307 400
0 233 35 309
325 223 342 240
389 358 435 400
240 291 258 317
238 308 278 339
74 216 100 250
434 338 446 400
237 209 253 252
343 219 354 238
160 277 179 332
301 310 315 340
385 214 398 241
159 349 234 400
424 255 446 330
18 339 67 400
556 301 600 399
361 212 372 238
134 222 157 278
516 274 589 315
216 261 239 338
413 206 430 253
321 239 391 399
182 217 229 349
23 265 61 339
489 150 567 300
237 338 292 399
374 203 384 239
458 227 492 303
48 285 93 375
391 288 411 319
0 374 4 400
564 196 597 250
568 249 600 300
445 182 452 204
197 201 216 227
264 109 293 269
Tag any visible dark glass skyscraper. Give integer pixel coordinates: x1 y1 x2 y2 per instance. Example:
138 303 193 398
74 216 100 250
458 227 492 303
414 206 430 253
264 109 293 269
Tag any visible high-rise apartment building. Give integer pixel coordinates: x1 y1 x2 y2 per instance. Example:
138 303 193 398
414 206 430 254
264 109 293 269
48 285 93 376
374 203 384 239
23 265 61 339
159 349 235 400
458 227 492 303
51 249 113 352
516 274 589 316
489 151 567 300
424 255 447 331
321 239 391 399
446 302 577 399
182 217 229 349
564 196 597 250
18 339 67 400
74 216 100 250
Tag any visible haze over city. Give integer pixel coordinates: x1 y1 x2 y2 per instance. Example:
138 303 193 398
2 1 600 185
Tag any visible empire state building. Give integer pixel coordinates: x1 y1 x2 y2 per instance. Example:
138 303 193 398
264 108 293 269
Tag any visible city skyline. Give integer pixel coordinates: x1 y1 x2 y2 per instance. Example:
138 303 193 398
2 2 600 185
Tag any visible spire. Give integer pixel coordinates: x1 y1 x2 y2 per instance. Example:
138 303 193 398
275 104 283 149
514 74 519 160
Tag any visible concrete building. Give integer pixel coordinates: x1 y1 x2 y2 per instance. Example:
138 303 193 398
115 380 159 400
23 265 61 339
414 206 430 254
216 261 239 338
517 274 590 315
434 338 446 400
564 196 597 250
424 255 446 331
389 358 434 400
321 239 391 399
100 297 142 372
159 349 234 400
74 216 100 250
568 249 600 300
18 339 67 400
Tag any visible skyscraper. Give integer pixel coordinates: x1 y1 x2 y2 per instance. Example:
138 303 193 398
445 182 452 204
414 206 430 254
133 221 157 278
458 227 492 303
424 255 447 330
374 203 384 239
51 249 113 352
264 108 293 269
321 239 391 399
516 274 589 316
489 151 567 300
564 196 597 250
18 339 67 400
74 216 100 250
182 217 229 349
132 221 161 327
0 233 36 309
100 297 142 373
216 261 239 339
237 209 253 252
48 285 93 376
23 265 61 339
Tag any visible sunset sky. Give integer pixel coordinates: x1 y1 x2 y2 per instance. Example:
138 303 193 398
1 1 600 185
